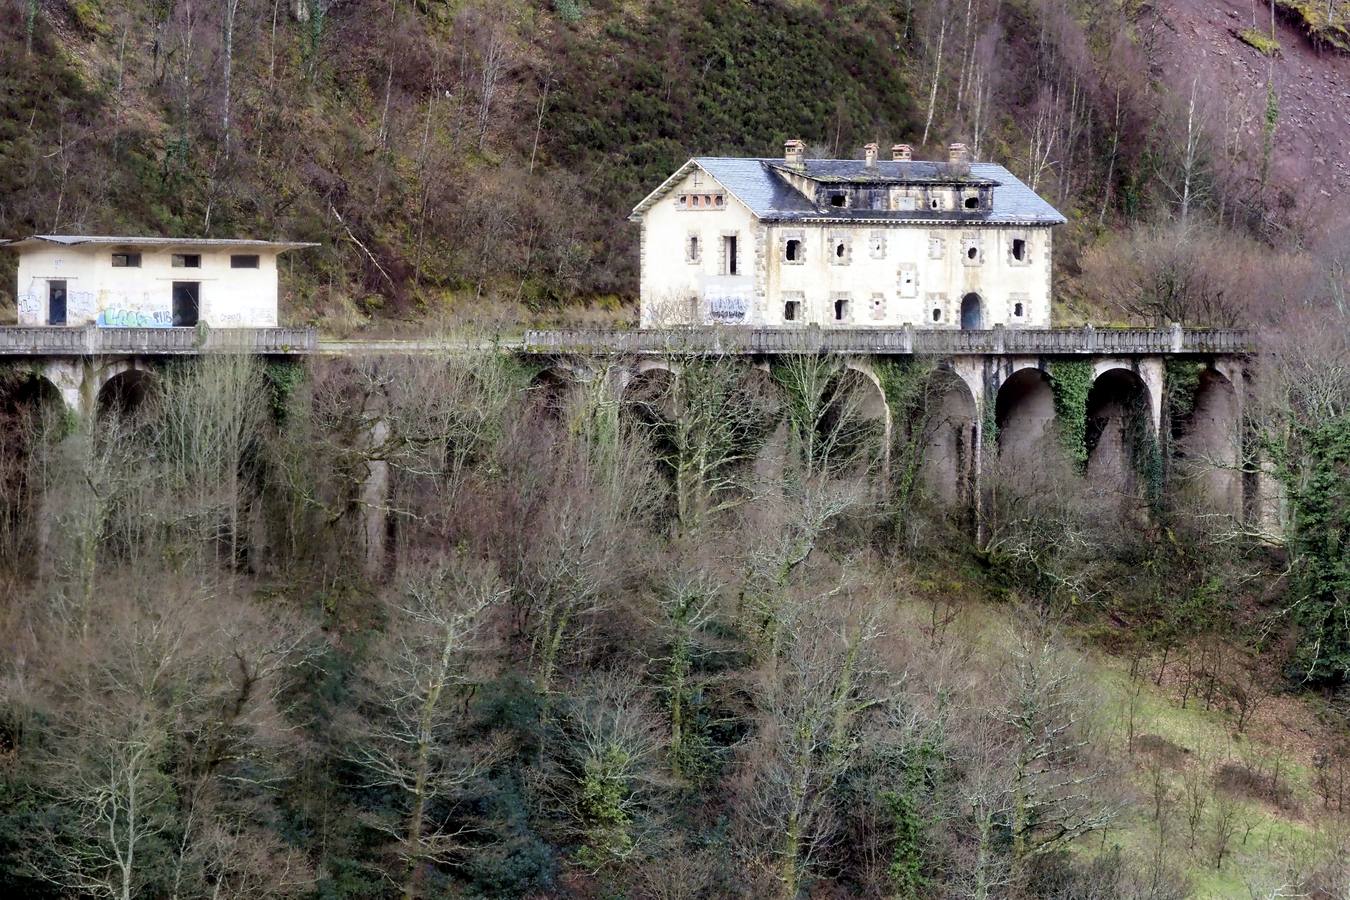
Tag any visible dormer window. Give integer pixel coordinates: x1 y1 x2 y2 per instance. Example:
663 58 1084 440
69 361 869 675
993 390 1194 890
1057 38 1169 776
964 196 979 210
929 197 942 210
829 193 847 208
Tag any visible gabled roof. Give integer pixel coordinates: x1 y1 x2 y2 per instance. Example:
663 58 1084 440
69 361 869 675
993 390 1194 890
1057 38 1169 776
630 157 1066 226
0 235 320 253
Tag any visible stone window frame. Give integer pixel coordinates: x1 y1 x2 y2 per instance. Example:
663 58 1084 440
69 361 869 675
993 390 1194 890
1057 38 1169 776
1007 231 1032 266
892 189 918 212
828 231 853 267
720 229 741 276
960 189 983 212
926 292 949 326
869 292 887 321
781 229 807 265
897 262 919 299
868 230 887 259
831 291 852 324
927 233 945 260
685 231 702 264
1008 292 1031 322
960 231 984 267
781 290 805 324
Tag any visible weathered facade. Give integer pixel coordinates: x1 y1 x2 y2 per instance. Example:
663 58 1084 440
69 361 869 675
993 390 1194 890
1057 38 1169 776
631 141 1064 330
2 235 316 329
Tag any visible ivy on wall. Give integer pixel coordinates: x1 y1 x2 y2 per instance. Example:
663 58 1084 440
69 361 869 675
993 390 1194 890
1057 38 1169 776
1048 361 1093 470
874 358 939 508
1286 414 1350 685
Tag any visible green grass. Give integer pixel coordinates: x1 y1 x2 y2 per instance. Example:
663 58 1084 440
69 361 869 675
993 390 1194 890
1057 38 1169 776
1237 27 1282 57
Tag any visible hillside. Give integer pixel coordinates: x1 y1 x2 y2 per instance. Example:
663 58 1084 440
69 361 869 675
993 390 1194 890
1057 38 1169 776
2 4 1350 898
1 0 1344 329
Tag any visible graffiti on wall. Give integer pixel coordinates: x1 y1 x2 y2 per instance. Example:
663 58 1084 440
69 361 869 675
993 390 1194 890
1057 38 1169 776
16 292 41 321
708 295 748 322
97 308 172 327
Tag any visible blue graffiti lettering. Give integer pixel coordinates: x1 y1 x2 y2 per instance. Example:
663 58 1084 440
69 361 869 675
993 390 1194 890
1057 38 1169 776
97 308 172 327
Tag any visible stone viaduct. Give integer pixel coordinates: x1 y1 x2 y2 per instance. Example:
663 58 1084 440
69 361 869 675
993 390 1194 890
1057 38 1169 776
0 323 1262 569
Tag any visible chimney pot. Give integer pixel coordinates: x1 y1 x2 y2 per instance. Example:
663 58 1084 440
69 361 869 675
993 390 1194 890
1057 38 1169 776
784 139 806 167
864 142 879 167
948 142 970 165
891 143 913 162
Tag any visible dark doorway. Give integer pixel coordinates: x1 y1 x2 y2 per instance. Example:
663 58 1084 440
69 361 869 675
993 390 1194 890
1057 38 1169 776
172 282 200 327
47 281 67 325
960 292 984 330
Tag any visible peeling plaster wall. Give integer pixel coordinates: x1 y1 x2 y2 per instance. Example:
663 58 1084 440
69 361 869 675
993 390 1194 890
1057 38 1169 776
15 245 282 327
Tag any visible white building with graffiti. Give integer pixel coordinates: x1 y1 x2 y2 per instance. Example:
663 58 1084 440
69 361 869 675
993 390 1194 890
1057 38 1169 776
630 141 1065 330
2 235 317 328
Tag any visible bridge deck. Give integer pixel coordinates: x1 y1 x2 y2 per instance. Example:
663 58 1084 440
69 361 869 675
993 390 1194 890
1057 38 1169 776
0 325 1253 357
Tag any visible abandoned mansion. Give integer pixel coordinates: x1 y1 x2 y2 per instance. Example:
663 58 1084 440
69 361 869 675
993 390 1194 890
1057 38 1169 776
631 141 1064 330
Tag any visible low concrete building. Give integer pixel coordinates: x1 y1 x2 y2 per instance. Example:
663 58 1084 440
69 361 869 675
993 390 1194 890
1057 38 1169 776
2 235 317 328
631 141 1065 329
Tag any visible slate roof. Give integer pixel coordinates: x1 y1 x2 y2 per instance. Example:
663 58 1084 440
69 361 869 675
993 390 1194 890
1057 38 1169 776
631 158 1066 226
0 235 319 252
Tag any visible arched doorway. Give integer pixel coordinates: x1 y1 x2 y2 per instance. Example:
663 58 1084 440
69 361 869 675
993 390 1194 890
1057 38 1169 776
960 293 984 330
1086 368 1154 502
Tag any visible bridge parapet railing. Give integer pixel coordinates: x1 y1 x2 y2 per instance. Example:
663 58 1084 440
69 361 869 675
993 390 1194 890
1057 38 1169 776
522 327 1254 356
0 325 316 355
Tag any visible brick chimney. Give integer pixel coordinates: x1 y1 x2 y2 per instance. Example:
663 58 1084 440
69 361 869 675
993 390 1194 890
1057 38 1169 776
784 139 806 167
891 143 913 162
864 142 878 168
948 142 971 165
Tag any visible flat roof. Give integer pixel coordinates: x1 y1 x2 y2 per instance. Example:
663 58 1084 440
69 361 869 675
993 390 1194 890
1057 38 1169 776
0 235 320 253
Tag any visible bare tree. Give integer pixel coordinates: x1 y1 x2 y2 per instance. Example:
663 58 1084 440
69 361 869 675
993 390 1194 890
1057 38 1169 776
349 556 506 900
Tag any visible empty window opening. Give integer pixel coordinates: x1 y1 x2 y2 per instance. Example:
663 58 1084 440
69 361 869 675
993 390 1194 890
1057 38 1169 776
111 252 141 268
47 280 67 326
966 245 979 260
830 193 847 208
688 235 700 261
930 197 941 210
964 196 979 209
172 281 200 327
784 299 801 322
715 195 724 207
1014 301 1025 317
833 297 849 321
172 253 201 268
835 242 846 259
1012 238 1027 262
231 254 260 269
785 239 801 261
723 235 738 275
932 307 942 322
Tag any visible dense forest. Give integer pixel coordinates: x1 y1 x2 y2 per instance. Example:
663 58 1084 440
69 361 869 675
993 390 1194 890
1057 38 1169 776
3 0 1350 898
